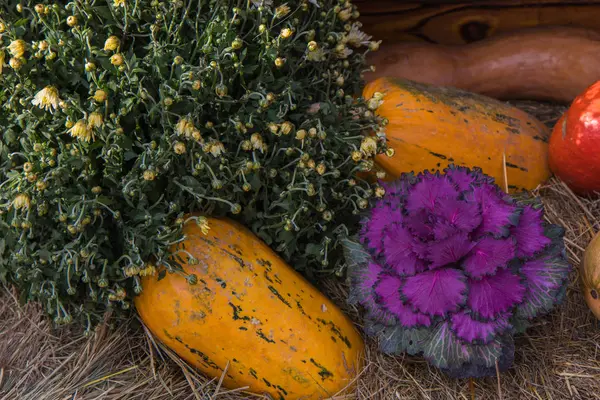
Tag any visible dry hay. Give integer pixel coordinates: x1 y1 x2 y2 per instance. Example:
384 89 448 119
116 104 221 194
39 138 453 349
2 102 600 400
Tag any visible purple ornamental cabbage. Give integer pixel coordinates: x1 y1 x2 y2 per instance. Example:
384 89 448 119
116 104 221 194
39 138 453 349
342 166 571 378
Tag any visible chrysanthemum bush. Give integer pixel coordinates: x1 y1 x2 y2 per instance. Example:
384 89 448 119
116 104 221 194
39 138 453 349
341 166 571 378
0 0 388 332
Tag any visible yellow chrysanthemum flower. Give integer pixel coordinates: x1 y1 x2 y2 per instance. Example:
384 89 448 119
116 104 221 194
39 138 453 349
13 193 31 210
114 0 126 7
8 39 26 58
31 86 60 113
87 112 104 128
68 119 94 142
175 118 195 136
360 136 378 156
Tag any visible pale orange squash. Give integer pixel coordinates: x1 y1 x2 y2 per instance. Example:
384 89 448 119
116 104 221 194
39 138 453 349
134 215 364 400
363 77 551 192
581 231 600 319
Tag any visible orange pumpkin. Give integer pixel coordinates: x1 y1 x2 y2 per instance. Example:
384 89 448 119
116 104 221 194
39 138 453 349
134 215 364 400
581 231 600 319
363 77 551 192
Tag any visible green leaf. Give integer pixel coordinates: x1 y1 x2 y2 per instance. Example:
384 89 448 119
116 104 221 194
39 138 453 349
340 236 370 275
422 322 469 370
371 323 431 356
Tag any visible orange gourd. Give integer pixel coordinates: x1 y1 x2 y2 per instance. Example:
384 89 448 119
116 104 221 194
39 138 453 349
134 215 364 400
363 77 551 192
581 232 600 320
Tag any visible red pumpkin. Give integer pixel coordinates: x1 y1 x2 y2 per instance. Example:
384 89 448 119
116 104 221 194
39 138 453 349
549 80 600 195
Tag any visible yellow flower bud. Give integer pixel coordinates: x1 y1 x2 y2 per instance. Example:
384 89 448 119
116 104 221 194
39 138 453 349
143 170 156 181
93 89 108 103
67 16 78 27
173 141 186 154
8 39 27 58
104 36 121 51
9 57 23 70
274 57 285 68
280 28 293 39
110 53 124 66
280 121 293 135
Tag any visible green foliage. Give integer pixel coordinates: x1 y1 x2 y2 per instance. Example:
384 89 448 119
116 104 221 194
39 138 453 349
0 0 387 332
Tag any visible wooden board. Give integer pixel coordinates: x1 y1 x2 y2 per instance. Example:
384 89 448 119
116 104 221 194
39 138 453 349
355 0 600 44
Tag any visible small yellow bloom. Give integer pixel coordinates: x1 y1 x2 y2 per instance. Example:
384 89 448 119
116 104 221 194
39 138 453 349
175 118 195 136
274 57 285 68
198 217 210 235
93 89 108 103
192 80 202 90
375 186 386 198
191 129 202 141
351 150 363 162
250 133 263 150
114 0 126 7
85 61 96 72
338 8 352 21
0 23 5 33
296 129 306 140
268 123 279 135
0 50 4 74
280 28 293 39
34 4 44 14
207 141 225 157
68 119 94 142
8 39 26 58
36 180 48 191
316 163 326 175
13 193 31 210
110 53 124 66
31 86 60 113
376 170 387 179
139 263 157 277
173 141 186 154
104 35 120 51
280 121 293 135
38 40 49 51
66 16 78 27
88 112 104 128
307 41 318 52
275 4 291 18
143 170 156 181
360 136 378 156
9 57 23 70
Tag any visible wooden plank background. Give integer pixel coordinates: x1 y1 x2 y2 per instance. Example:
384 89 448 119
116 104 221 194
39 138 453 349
354 0 600 44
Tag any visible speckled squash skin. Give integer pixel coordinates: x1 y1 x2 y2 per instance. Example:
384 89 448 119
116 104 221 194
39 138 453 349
363 77 551 192
134 215 365 400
